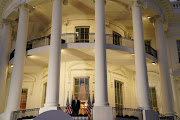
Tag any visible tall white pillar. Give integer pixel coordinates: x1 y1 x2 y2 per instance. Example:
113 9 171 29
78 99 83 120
0 5 30 120
132 1 152 110
94 0 108 107
0 20 12 113
151 15 175 115
93 0 113 120
40 0 62 113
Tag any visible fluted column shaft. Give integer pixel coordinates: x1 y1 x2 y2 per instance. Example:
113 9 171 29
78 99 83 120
5 6 29 112
0 21 12 112
132 1 152 110
44 0 62 107
154 16 175 115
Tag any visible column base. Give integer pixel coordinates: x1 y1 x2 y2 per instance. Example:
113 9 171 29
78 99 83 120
93 106 113 120
39 106 59 114
143 110 159 120
0 109 14 120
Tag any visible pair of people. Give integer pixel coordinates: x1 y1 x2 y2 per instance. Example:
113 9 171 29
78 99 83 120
71 97 80 115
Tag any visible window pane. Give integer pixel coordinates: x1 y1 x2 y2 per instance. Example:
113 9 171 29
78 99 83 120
177 47 180 51
75 79 79 85
81 28 84 33
85 78 89 85
114 81 123 107
177 40 180 45
80 78 84 85
85 28 89 33
85 34 89 39
113 32 122 45
75 86 79 93
74 77 89 101
149 87 158 110
85 85 89 93
76 28 79 33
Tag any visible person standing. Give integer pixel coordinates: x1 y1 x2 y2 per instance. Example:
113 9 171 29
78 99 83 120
71 96 80 115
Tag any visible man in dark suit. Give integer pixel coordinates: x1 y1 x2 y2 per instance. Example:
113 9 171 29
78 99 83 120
71 96 80 115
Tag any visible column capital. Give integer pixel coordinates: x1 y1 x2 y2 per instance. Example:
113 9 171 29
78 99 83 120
92 0 106 5
128 0 147 10
17 3 34 13
0 19 16 27
149 15 165 23
0 19 13 24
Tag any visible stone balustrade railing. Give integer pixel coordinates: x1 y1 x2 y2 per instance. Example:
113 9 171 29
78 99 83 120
112 107 143 120
172 1 180 9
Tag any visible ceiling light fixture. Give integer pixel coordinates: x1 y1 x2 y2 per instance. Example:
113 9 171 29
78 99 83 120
131 53 135 56
147 16 151 19
11 65 13 67
152 62 156 65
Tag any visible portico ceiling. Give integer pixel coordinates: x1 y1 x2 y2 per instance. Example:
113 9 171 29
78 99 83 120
8 47 159 74
6 0 159 41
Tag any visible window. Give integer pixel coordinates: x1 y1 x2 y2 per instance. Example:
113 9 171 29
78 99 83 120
20 89 28 109
114 81 123 115
176 40 180 63
74 77 89 115
113 32 122 45
149 87 158 111
115 81 123 108
74 77 89 102
75 27 89 42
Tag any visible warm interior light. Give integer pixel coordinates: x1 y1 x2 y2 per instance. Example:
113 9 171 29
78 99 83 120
131 53 135 55
152 62 156 65
147 16 151 19
11 65 13 67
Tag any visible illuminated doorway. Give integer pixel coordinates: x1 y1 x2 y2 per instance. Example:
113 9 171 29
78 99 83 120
74 77 89 115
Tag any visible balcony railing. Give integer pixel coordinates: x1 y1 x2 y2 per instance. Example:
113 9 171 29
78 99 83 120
112 107 143 120
172 1 180 9
12 108 40 120
159 113 180 120
12 107 92 120
9 33 157 61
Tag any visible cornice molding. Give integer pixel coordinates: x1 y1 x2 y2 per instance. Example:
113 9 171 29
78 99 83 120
155 0 174 23
146 0 162 15
19 3 34 12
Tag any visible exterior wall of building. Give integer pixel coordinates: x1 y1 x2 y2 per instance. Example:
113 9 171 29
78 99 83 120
1 0 180 119
1 60 165 114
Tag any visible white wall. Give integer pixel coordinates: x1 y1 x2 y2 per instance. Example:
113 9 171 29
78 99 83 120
13 60 165 114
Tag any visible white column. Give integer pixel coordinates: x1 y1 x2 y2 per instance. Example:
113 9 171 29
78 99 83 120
93 0 113 120
1 6 29 120
94 0 108 107
0 20 12 112
132 1 152 110
40 0 62 113
153 16 175 115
